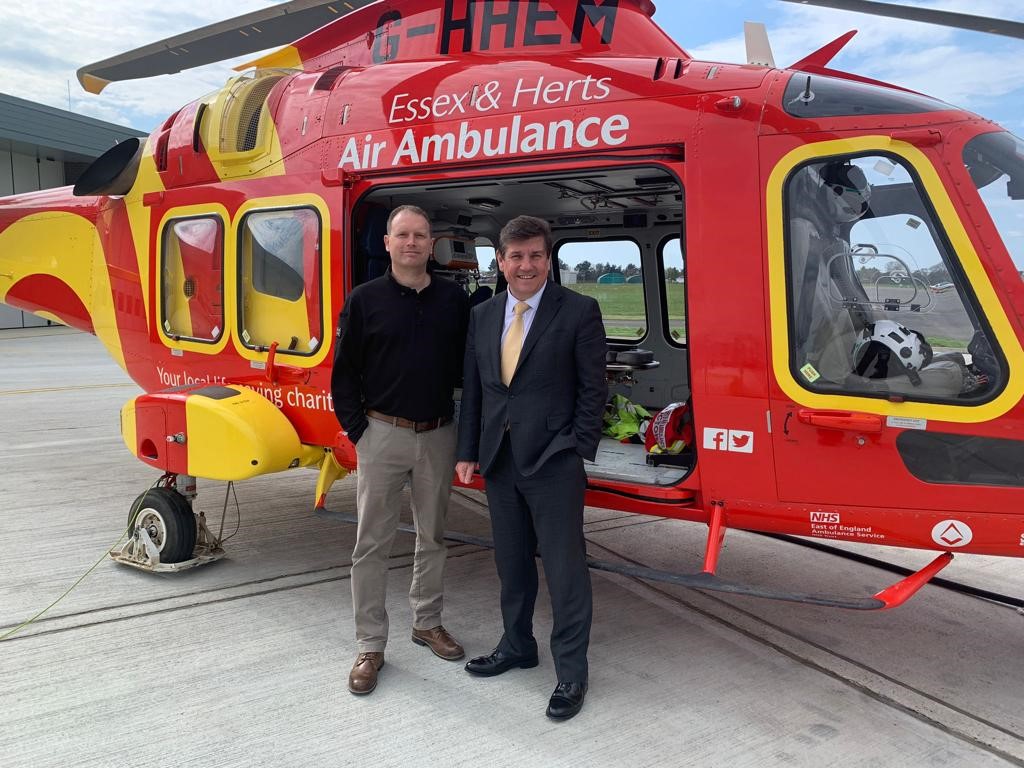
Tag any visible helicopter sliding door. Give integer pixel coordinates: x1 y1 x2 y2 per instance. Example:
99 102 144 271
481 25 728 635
764 135 1024 523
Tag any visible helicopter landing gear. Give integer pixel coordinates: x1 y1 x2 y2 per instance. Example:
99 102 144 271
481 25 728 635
314 448 350 512
110 476 225 572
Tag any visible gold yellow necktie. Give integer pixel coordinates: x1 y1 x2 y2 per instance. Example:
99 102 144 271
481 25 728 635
501 301 529 386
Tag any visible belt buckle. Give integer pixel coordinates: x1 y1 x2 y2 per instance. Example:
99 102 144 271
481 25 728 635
415 419 435 433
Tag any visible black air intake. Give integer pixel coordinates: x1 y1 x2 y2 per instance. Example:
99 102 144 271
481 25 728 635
73 137 143 196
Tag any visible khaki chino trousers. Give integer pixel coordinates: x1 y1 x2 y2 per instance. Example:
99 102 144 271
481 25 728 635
351 417 457 652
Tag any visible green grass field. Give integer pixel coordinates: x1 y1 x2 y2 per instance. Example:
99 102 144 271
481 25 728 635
566 283 686 320
565 282 686 340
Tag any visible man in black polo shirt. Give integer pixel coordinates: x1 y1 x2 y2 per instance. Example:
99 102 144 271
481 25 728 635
331 204 470 695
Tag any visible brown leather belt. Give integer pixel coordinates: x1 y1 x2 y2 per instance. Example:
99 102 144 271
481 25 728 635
367 409 452 433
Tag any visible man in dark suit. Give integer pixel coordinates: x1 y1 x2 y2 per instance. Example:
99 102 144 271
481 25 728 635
455 215 607 720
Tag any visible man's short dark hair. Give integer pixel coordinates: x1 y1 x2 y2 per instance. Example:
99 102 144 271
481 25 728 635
498 215 552 255
387 204 431 234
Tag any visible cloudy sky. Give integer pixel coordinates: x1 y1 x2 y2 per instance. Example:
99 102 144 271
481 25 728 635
0 0 1021 134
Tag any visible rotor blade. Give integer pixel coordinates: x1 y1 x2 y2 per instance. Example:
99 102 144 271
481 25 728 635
744 21 777 67
780 0 1024 40
76 0 377 94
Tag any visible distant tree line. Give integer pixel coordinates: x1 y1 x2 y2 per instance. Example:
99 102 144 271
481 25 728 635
571 261 645 282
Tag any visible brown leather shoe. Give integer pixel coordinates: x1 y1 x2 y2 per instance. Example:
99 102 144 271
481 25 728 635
411 625 465 661
348 652 384 695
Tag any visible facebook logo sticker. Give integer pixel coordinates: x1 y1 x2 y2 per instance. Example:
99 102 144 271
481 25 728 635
703 427 755 453
703 428 728 451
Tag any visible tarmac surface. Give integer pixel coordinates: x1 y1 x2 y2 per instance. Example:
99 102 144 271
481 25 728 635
1 328 1022 768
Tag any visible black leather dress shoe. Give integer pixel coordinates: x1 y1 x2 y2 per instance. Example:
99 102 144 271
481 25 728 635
546 681 588 720
464 648 539 677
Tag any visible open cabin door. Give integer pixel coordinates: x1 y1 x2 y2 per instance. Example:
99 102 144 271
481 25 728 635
347 155 699 509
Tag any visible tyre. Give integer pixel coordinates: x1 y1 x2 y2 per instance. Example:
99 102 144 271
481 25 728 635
127 488 198 564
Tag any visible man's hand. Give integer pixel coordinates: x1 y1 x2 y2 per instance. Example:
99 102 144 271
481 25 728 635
455 461 478 484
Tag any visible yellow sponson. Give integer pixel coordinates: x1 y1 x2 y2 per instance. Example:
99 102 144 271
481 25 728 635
184 386 316 481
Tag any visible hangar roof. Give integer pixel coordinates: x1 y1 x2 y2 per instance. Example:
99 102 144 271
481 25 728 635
0 92 146 162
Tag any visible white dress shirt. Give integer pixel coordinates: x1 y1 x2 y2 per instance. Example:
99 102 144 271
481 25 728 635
501 281 547 347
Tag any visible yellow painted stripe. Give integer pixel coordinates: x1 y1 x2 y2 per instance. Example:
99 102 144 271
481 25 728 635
0 211 127 371
203 73 287 180
123 137 165 328
766 136 1024 423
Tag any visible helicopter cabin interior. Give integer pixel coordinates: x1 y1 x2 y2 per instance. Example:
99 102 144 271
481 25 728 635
352 165 690 488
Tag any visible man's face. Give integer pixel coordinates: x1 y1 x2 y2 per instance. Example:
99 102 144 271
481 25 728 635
384 210 432 271
497 235 550 300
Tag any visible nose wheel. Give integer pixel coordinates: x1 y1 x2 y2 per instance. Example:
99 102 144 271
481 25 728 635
111 484 224 572
128 488 197 563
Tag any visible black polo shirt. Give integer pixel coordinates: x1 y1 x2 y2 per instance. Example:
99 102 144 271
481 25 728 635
331 271 470 444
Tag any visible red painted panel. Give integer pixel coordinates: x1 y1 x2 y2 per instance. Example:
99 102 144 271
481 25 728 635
291 0 678 72
162 100 221 188
95 199 150 381
173 218 224 340
133 391 190 474
5 275 93 332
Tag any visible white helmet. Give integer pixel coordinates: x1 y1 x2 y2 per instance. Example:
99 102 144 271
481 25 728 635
820 162 871 223
852 319 932 385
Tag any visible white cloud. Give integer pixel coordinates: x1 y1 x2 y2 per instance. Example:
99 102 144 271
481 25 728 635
688 0 1024 114
2 0 1023 133
0 1 278 131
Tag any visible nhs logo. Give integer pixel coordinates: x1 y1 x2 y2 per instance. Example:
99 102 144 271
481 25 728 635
702 428 754 453
811 512 840 524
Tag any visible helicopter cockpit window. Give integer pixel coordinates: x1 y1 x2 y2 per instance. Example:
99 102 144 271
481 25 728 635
783 74 951 119
557 239 645 340
962 131 1024 283
659 236 686 346
161 216 224 343
239 207 323 355
785 154 1003 404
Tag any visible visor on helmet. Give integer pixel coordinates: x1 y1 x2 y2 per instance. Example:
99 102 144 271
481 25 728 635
821 163 871 223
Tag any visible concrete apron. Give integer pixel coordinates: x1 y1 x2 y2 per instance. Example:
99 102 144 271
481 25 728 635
1 329 1022 767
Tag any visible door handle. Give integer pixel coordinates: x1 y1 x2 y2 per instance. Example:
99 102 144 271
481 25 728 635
796 409 883 433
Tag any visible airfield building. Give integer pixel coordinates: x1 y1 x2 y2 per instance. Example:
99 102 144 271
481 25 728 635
0 93 146 329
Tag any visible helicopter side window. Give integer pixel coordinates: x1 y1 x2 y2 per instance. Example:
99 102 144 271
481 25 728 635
238 207 323 355
785 154 1003 404
783 73 950 119
160 215 224 343
659 236 686 346
556 239 645 341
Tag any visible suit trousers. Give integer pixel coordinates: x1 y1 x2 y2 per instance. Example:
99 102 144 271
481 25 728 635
485 436 592 682
351 418 457 652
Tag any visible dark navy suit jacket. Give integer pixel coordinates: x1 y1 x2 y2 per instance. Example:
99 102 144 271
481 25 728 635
457 281 607 477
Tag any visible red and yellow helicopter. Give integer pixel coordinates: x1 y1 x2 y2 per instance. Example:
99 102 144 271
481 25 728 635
2 0 1023 608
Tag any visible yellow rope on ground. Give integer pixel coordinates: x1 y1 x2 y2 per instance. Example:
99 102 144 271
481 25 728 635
0 481 157 642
